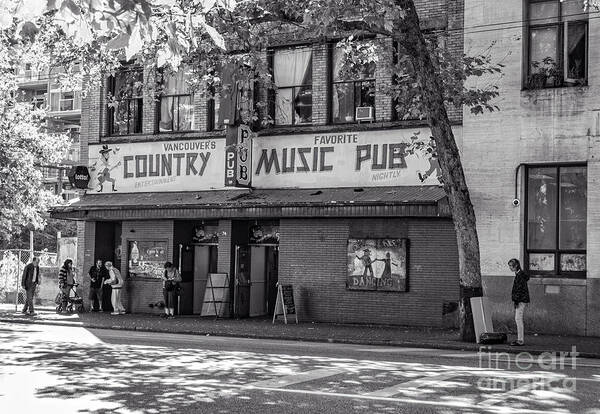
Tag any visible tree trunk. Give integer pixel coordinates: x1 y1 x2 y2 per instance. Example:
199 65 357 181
398 0 483 342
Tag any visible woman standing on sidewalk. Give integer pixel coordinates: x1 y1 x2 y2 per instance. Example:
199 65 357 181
58 259 75 313
162 262 181 319
508 258 530 346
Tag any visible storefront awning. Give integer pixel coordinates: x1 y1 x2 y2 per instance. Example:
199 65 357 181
50 186 450 220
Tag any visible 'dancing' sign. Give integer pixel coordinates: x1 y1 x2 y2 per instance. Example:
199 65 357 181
88 139 226 193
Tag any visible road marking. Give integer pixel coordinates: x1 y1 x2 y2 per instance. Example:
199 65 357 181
247 368 345 388
478 378 549 407
221 382 556 414
364 372 459 397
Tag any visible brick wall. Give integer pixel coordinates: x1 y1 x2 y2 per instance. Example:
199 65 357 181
279 218 459 327
77 221 95 309
312 43 329 126
120 220 174 313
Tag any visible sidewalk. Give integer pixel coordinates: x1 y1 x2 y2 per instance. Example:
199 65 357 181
1 304 598 358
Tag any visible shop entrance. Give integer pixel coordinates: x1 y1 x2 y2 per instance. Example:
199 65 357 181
95 221 122 313
192 245 218 314
174 221 219 315
234 244 279 318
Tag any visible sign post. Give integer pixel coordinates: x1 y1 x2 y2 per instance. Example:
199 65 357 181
272 283 298 324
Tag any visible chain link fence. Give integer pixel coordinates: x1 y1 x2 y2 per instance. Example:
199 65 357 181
0 249 58 310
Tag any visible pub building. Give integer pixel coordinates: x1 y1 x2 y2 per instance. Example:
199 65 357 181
54 124 462 327
52 20 467 327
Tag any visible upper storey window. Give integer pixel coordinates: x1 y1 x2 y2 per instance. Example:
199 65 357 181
158 69 195 132
526 0 588 88
271 47 313 125
107 67 143 135
331 45 376 123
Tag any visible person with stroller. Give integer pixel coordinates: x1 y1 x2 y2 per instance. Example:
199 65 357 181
162 262 181 318
104 261 125 315
58 259 76 313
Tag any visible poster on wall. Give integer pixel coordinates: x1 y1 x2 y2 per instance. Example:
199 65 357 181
347 239 408 292
252 127 452 189
128 240 168 278
88 139 226 193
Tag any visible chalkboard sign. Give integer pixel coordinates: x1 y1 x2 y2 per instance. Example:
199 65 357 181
272 283 298 324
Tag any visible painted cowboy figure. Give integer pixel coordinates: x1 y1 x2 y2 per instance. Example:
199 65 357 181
91 145 120 192
356 249 375 277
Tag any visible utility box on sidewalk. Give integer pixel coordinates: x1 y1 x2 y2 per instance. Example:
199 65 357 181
470 297 494 343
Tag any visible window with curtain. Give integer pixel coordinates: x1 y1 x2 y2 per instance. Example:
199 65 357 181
107 67 143 135
527 0 588 88
159 70 195 132
526 165 586 276
331 45 376 123
271 47 313 125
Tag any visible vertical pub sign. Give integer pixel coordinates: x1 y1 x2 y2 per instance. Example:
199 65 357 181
347 239 408 291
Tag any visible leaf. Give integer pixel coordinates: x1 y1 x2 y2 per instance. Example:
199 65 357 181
0 11 12 30
14 0 48 20
203 0 217 12
125 23 143 60
106 32 130 50
217 0 236 11
203 22 226 50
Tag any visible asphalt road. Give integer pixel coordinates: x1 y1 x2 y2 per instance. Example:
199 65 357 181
1 323 599 414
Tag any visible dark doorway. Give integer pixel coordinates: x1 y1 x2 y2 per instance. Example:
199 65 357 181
174 220 219 315
95 222 122 312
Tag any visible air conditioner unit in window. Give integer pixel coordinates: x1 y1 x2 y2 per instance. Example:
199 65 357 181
356 106 374 122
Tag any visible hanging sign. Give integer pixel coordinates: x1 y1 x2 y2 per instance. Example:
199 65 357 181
68 165 91 189
225 125 253 187
272 283 298 324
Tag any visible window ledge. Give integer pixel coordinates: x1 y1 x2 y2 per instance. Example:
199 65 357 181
529 276 587 286
257 119 455 136
521 84 589 96
101 130 226 144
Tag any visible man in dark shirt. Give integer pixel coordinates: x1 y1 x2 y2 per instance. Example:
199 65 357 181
88 259 108 312
508 258 530 346
21 257 40 315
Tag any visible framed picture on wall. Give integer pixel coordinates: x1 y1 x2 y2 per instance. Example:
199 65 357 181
128 240 168 278
347 238 408 292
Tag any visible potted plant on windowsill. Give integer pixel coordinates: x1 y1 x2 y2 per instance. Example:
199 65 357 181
527 57 563 89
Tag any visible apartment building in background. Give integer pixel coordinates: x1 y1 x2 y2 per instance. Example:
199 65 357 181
16 62 81 201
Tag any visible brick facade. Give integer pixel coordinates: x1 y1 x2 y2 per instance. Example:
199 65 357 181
279 218 459 326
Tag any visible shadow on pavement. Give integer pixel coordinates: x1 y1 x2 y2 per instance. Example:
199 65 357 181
0 323 593 414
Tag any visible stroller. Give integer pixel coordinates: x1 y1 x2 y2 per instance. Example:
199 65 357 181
55 283 85 314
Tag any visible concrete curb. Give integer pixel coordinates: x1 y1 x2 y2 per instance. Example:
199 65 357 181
3 317 598 359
